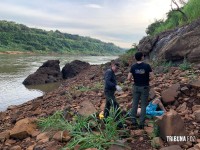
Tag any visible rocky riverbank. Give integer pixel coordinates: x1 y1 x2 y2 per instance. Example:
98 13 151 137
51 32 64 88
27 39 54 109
0 57 200 150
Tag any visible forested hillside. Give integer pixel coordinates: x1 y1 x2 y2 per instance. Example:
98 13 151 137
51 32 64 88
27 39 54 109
0 20 124 55
146 0 200 36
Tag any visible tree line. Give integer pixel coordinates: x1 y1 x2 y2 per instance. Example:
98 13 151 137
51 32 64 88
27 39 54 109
0 20 124 55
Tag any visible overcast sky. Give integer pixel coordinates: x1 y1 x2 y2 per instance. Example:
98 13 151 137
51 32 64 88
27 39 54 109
0 0 172 48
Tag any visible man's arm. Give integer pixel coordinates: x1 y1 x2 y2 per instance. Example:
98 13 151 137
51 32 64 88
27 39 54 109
148 64 154 80
127 72 133 82
150 72 154 80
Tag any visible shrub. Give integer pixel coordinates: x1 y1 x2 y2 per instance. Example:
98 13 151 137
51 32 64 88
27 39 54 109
179 58 192 70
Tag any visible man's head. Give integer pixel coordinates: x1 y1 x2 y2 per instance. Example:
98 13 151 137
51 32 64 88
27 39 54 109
134 52 144 61
111 61 120 72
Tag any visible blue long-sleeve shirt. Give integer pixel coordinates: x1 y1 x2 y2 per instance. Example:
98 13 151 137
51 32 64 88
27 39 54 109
104 69 117 92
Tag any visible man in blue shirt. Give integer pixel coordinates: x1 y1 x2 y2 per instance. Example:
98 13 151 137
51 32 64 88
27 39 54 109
104 61 122 118
128 52 154 129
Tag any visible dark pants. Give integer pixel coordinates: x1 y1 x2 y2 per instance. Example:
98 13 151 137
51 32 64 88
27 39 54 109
131 85 149 125
104 90 119 118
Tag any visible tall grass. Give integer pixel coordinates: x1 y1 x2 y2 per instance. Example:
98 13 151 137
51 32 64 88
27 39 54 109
179 58 192 71
37 107 129 150
184 0 200 23
37 111 70 131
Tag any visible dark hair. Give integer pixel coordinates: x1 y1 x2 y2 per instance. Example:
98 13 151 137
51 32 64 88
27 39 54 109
135 52 144 61
111 61 120 67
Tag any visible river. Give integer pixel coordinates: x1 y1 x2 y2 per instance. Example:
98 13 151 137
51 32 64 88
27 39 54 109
0 54 118 111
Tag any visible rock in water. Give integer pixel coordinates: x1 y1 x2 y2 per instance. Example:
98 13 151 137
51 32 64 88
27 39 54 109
23 60 62 85
62 60 90 79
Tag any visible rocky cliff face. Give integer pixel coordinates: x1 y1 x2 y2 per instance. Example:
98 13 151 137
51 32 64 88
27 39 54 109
138 18 200 63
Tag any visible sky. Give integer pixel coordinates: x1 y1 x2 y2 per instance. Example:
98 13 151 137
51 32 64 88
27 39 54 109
0 0 173 48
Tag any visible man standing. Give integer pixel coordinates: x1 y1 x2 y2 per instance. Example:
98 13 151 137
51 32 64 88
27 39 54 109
104 61 122 118
127 52 153 129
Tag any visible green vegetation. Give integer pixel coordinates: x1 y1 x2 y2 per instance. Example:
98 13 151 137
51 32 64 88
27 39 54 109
146 20 164 36
152 59 173 73
179 58 192 71
148 120 159 139
148 120 161 149
0 20 124 55
74 82 103 92
146 0 200 36
119 47 137 66
92 82 104 91
75 85 91 92
37 108 129 150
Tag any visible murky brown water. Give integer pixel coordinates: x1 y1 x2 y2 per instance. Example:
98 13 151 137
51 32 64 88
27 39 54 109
0 54 118 111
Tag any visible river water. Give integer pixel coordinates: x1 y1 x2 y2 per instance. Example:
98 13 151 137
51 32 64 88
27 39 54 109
0 54 118 111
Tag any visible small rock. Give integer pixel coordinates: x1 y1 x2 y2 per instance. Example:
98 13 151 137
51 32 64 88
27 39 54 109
151 137 164 148
192 105 200 112
144 127 153 136
194 110 200 122
10 145 21 150
130 130 144 136
36 132 49 142
139 137 143 141
0 131 10 142
180 86 190 95
160 145 183 150
5 139 16 146
176 102 187 112
10 118 37 140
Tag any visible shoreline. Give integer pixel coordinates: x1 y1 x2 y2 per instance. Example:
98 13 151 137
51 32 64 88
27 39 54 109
0 50 122 56
0 51 33 55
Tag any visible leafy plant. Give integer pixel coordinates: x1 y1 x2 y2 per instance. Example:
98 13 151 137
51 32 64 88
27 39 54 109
37 108 129 150
179 58 192 71
37 111 70 131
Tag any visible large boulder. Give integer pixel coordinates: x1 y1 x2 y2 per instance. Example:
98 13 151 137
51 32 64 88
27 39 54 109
10 118 37 140
158 28 200 62
138 18 200 63
156 109 187 145
23 60 62 85
62 60 90 79
137 36 158 55
161 84 180 104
